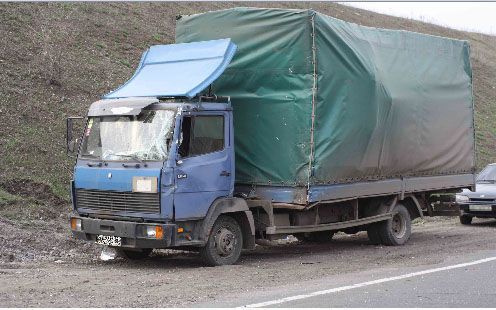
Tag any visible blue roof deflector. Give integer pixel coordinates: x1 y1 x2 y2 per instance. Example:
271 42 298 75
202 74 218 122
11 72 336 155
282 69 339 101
104 38 237 99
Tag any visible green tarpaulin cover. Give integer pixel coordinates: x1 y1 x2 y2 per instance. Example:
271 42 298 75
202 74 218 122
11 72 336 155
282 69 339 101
176 7 475 187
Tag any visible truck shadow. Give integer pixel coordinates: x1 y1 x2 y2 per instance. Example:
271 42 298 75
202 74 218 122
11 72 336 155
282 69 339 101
102 233 378 269
242 234 375 260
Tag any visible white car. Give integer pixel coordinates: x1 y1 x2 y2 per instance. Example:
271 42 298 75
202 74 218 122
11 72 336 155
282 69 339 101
456 163 496 224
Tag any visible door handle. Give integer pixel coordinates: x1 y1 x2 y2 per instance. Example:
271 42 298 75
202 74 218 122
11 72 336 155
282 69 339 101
220 171 231 177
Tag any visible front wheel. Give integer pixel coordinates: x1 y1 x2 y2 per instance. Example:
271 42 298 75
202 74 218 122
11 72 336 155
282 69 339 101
373 203 412 246
200 215 243 266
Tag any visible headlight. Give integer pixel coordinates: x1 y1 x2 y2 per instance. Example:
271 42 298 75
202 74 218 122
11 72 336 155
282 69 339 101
146 225 164 239
455 194 469 203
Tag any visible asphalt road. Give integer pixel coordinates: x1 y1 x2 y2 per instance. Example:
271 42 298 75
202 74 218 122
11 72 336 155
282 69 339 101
214 250 496 308
278 257 496 308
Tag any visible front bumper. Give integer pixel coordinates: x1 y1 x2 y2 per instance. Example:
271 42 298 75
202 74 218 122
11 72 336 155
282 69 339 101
458 202 496 218
71 216 176 248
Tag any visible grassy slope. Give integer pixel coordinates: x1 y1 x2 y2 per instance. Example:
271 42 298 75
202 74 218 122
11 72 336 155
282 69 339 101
0 2 495 198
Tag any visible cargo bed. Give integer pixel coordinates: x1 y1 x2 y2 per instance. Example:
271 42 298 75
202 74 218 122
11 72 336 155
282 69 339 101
176 8 475 205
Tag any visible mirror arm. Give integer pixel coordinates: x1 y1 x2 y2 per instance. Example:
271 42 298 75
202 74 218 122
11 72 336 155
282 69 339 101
66 116 84 158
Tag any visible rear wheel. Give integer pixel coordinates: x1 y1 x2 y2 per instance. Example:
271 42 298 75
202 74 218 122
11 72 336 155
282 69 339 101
459 215 473 225
374 203 412 246
367 223 383 245
118 248 152 260
200 215 243 266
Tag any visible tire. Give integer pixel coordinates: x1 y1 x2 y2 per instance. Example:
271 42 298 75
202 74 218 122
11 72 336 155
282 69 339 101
367 223 383 245
459 215 473 225
200 215 243 266
117 248 152 260
375 203 412 246
296 231 334 243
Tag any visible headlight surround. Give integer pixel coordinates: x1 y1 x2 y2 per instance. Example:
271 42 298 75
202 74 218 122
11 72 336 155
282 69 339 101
71 218 82 231
455 194 469 203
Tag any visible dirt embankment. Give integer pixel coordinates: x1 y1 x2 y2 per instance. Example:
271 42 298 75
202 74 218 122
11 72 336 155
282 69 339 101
1 2 495 196
0 180 100 263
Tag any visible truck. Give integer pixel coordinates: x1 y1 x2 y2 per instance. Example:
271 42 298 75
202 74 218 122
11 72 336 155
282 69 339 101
67 8 476 266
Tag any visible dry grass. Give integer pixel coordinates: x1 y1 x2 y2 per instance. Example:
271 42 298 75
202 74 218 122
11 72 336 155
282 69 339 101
0 2 495 198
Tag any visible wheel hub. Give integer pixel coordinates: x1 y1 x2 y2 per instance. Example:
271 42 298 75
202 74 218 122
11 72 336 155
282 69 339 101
214 227 236 256
391 212 406 239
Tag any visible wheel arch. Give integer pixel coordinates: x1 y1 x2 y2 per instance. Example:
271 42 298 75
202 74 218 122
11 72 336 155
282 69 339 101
201 197 255 249
400 195 424 220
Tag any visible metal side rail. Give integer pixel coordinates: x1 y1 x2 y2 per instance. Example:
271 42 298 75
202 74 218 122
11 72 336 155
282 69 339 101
265 213 393 235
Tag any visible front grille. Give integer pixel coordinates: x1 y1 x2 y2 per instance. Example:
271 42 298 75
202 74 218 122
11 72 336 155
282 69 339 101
76 189 160 214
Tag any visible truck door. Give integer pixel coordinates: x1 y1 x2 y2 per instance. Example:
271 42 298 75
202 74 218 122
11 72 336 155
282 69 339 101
173 111 232 220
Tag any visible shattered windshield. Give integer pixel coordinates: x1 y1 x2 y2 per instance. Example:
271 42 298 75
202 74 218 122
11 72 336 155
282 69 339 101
476 165 496 183
80 109 176 161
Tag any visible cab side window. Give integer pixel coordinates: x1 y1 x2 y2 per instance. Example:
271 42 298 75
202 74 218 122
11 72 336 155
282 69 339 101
178 115 224 158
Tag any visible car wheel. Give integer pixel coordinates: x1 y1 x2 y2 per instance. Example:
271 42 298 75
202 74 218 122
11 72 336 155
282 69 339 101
459 215 473 225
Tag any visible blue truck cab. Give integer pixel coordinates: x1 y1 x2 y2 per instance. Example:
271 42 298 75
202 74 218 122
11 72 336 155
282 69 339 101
68 39 256 265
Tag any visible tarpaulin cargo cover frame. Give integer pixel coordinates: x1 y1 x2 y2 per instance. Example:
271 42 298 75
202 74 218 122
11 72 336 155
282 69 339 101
176 8 475 203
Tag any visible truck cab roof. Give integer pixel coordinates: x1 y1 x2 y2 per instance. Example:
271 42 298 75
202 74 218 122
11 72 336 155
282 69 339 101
103 38 236 99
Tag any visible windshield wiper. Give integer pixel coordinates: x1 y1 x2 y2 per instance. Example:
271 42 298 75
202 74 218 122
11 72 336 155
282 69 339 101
87 162 106 167
81 154 107 167
115 154 148 168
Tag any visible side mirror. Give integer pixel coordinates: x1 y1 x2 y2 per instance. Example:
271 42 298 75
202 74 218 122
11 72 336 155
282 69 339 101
66 116 85 158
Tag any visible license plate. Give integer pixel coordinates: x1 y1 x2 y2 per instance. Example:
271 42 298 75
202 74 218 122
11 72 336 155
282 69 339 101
96 235 122 246
469 205 493 211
